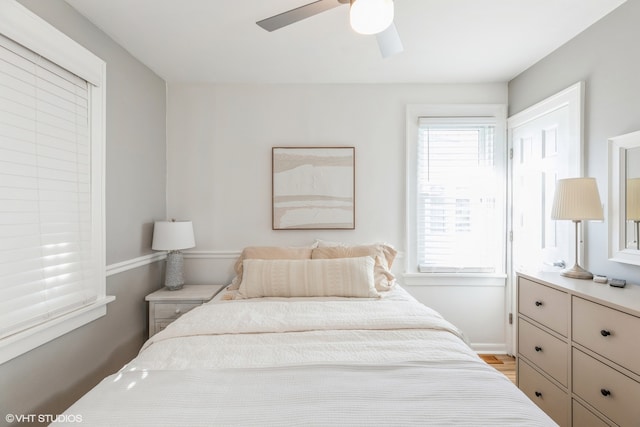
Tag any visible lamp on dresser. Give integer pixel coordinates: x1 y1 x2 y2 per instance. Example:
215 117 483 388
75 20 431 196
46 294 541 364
627 177 640 250
152 219 196 290
551 177 604 279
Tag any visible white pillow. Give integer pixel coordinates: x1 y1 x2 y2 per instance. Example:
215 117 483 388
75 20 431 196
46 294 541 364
237 257 380 299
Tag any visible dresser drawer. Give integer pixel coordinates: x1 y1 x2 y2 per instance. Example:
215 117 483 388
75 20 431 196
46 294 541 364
519 318 568 387
572 400 612 427
572 296 640 375
518 359 569 427
573 349 640 427
154 302 201 319
519 278 568 336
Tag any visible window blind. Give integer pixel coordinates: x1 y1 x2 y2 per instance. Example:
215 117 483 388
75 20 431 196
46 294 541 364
0 34 97 339
417 117 501 273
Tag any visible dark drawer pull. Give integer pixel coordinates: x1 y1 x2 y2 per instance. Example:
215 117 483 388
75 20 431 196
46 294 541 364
534 346 542 352
535 301 543 307
600 388 611 397
600 330 611 337
534 391 542 398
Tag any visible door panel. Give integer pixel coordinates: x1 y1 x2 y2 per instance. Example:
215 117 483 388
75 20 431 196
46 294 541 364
513 106 571 273
506 82 583 354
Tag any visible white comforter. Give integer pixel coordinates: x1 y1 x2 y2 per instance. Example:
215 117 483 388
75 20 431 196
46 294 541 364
57 288 557 426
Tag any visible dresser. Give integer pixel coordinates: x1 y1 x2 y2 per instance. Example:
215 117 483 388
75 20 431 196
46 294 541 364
516 271 640 427
146 284 224 337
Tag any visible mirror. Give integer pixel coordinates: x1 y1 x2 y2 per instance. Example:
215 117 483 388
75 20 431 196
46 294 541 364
609 130 640 265
627 148 640 250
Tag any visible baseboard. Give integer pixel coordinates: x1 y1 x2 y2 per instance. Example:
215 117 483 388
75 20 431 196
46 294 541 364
470 343 508 354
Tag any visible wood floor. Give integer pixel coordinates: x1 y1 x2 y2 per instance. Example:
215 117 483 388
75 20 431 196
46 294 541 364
479 354 516 384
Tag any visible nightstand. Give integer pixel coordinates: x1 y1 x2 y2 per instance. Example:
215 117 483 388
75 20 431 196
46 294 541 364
146 284 224 337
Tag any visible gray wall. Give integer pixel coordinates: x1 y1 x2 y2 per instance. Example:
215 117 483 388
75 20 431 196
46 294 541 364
508 0 640 282
0 1 166 425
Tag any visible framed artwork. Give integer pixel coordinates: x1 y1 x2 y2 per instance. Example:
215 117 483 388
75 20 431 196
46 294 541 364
272 147 355 230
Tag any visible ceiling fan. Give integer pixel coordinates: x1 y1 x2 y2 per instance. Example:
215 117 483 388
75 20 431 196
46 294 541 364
256 0 403 58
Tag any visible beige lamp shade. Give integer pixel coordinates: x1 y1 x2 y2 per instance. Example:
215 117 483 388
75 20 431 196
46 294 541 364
350 0 394 35
551 178 604 221
152 220 196 251
627 178 640 221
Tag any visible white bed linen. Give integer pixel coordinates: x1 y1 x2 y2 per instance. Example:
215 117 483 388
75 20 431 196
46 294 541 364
56 287 557 426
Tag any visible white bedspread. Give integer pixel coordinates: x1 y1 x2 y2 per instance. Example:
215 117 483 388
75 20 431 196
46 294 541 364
57 287 557 426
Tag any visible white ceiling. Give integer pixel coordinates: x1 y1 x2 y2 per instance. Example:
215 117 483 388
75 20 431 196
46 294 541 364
64 0 626 84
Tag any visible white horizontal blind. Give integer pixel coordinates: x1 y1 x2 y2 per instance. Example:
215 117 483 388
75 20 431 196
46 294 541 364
417 118 501 273
0 34 97 339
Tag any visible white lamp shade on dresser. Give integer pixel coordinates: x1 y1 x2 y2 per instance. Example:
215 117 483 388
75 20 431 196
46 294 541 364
152 220 196 251
551 178 604 221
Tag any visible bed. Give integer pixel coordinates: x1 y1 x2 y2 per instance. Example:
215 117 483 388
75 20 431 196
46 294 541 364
55 244 556 426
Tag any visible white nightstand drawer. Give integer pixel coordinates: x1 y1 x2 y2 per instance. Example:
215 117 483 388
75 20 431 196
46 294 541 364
572 296 640 375
519 318 568 387
154 320 173 334
146 285 224 338
572 400 612 427
154 302 201 319
519 277 568 336
518 359 569 427
573 349 640 427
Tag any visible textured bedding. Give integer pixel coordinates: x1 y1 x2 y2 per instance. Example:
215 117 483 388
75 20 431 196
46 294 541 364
56 287 557 426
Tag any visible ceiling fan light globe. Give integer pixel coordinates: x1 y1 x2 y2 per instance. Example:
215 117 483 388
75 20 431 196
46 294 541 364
350 0 394 35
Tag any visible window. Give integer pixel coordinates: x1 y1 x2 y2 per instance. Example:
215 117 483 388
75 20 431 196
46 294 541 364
406 105 506 276
0 2 110 364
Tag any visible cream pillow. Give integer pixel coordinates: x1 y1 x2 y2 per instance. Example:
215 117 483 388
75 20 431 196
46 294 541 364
237 257 379 299
228 246 313 290
311 244 397 291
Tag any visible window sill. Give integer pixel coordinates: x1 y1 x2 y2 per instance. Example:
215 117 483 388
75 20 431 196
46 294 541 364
402 273 507 287
0 296 115 365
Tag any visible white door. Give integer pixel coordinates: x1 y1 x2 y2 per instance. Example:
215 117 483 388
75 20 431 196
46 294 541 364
513 106 572 272
506 82 583 354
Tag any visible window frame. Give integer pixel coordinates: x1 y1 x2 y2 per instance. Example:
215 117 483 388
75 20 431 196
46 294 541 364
0 1 112 365
405 104 507 278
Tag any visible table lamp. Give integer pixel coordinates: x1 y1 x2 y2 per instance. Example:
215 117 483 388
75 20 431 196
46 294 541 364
551 178 603 279
152 220 195 290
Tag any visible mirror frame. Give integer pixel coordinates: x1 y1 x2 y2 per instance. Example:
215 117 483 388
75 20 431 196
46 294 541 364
608 130 640 266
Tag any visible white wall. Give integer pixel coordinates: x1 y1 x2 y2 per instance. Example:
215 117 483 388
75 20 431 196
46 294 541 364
167 82 509 351
509 0 640 283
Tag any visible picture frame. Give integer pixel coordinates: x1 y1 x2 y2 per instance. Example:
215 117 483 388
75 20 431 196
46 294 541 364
272 147 355 230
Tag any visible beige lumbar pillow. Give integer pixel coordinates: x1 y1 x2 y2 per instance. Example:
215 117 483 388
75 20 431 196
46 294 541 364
311 244 397 291
229 246 313 290
237 257 379 299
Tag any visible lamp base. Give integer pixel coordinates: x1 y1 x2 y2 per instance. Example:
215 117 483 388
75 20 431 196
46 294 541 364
560 264 593 280
165 251 185 290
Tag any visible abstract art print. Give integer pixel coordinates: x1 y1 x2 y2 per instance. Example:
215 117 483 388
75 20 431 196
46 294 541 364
272 147 355 229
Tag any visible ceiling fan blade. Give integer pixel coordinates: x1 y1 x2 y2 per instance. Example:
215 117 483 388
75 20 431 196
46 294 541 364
376 22 403 58
257 0 345 32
